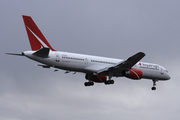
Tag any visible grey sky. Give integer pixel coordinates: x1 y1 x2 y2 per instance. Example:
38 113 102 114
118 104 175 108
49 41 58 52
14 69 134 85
1 0 180 120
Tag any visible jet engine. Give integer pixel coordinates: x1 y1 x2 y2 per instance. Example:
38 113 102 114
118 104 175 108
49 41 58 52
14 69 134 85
122 69 143 80
85 73 107 83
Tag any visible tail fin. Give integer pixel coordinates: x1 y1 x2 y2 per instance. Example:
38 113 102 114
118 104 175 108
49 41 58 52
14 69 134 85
22 15 55 51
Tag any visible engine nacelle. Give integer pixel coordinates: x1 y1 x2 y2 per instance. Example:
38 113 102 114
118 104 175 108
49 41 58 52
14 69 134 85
122 69 143 80
85 73 107 83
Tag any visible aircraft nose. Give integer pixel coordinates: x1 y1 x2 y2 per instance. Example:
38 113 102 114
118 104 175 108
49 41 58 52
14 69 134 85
166 74 171 80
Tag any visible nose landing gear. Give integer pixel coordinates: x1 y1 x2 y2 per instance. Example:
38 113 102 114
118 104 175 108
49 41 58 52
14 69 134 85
151 79 157 90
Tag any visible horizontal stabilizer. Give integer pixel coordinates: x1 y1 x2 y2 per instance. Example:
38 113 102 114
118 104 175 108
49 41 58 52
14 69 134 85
6 53 24 56
33 47 50 58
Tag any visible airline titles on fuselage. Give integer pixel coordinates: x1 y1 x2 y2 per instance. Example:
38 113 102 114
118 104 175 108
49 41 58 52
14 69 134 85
139 62 159 70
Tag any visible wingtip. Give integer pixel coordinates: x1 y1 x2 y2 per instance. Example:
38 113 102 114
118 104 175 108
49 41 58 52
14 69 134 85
138 52 146 56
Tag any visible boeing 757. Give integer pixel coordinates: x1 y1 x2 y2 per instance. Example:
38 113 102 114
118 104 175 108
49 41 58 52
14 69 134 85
7 15 170 90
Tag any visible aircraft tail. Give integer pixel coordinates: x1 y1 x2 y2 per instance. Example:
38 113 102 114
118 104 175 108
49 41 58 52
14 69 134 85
22 15 55 51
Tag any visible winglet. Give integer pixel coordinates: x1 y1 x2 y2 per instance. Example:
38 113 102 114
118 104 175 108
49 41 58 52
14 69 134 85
22 15 56 51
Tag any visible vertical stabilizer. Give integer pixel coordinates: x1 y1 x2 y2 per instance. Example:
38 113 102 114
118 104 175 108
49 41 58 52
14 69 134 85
22 15 55 51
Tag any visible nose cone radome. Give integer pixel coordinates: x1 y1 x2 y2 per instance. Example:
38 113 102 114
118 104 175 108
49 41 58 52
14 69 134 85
165 73 171 80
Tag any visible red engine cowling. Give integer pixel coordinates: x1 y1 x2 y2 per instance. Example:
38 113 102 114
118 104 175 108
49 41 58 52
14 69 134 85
85 74 107 83
123 69 143 80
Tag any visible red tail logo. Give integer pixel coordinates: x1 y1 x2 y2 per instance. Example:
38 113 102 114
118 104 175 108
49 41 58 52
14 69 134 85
22 15 55 51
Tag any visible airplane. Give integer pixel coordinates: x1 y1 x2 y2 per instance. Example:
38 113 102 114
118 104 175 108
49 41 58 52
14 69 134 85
7 15 170 90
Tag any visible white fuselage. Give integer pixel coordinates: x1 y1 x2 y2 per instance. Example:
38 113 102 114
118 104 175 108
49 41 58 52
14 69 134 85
7 15 170 90
23 50 170 81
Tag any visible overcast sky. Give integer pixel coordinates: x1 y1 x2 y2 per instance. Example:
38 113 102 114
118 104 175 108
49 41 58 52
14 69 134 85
1 0 180 120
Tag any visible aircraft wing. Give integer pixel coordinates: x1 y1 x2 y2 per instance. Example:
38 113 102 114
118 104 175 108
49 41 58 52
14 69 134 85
95 52 145 76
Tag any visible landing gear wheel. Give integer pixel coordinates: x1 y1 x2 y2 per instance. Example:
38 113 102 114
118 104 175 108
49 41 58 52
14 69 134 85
104 81 109 85
151 87 156 90
84 82 94 86
104 80 114 85
90 82 94 86
110 80 114 84
84 82 89 87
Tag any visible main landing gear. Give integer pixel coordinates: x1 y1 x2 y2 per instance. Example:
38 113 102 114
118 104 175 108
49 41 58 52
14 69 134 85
104 73 114 85
84 80 114 87
151 79 157 90
84 81 94 86
84 73 115 87
104 80 114 85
